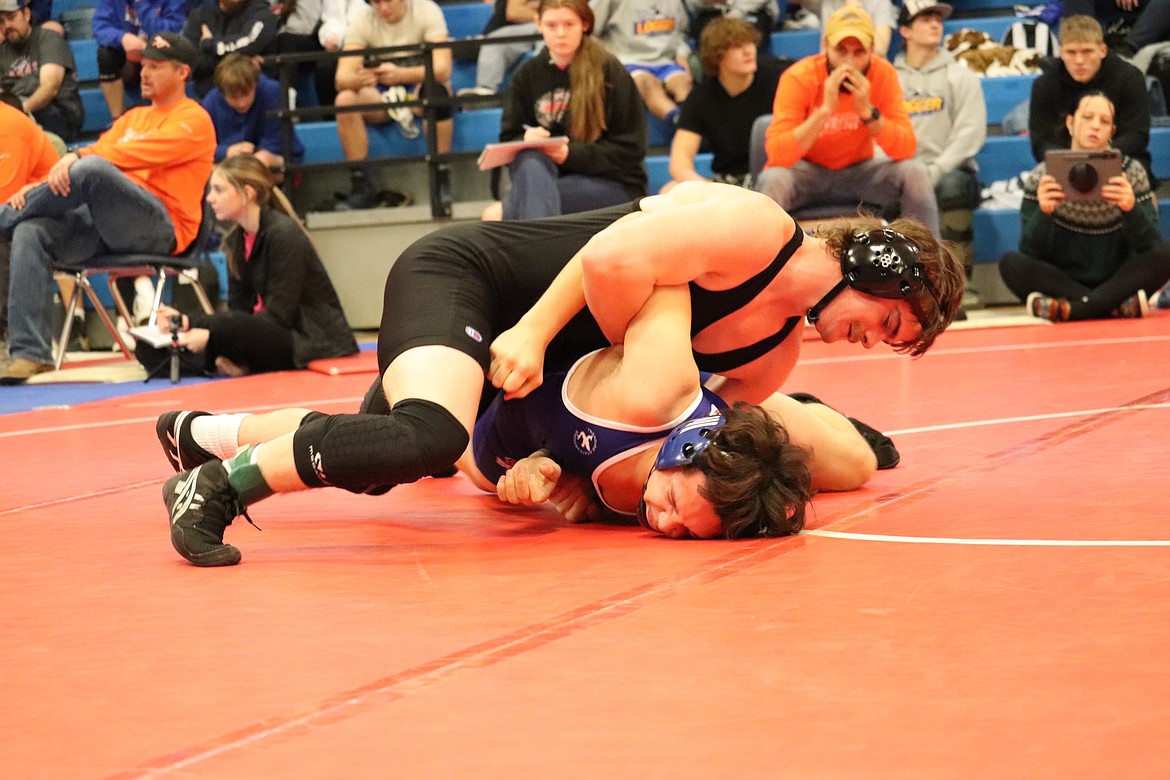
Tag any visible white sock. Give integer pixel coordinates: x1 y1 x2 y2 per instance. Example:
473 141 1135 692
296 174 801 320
191 413 249 460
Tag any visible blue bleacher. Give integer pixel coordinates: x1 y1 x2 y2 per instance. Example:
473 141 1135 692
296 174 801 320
298 107 505 164
982 74 1038 125
771 30 819 61
645 153 714 194
53 0 97 14
79 86 111 135
974 135 1033 184
70 38 99 82
442 1 493 41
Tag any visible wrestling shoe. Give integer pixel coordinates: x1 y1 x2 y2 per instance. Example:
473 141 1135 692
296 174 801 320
163 461 244 567
787 393 900 470
1113 290 1149 319
156 410 216 472
1026 292 1070 322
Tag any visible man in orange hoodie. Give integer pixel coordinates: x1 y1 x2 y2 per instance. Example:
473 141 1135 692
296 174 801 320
0 91 59 359
755 6 937 236
0 32 214 382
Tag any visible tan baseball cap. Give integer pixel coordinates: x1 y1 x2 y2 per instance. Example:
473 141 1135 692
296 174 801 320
824 6 875 49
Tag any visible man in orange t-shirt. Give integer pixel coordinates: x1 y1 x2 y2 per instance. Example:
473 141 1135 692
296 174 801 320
0 93 59 358
755 7 938 236
0 32 214 382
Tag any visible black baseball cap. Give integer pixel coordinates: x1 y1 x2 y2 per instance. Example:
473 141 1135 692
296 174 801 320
141 33 199 68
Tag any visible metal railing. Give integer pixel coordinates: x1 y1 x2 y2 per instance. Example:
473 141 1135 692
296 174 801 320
264 31 540 218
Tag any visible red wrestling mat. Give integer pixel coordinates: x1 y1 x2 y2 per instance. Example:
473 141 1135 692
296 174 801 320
306 350 379 376
4 315 1170 779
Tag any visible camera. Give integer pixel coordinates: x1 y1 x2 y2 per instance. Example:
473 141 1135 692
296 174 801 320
1044 149 1122 202
363 54 380 69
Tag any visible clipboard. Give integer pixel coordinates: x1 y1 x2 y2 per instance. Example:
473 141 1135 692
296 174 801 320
128 325 176 349
477 137 569 171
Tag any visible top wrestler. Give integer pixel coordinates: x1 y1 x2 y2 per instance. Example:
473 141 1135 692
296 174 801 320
157 181 963 566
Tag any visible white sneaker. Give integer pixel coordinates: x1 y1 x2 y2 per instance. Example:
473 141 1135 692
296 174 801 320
380 86 420 139
456 86 497 97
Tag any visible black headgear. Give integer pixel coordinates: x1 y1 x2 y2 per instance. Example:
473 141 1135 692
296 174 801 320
806 228 942 328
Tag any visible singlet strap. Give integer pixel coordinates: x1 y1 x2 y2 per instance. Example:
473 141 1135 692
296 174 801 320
689 225 804 337
692 315 802 374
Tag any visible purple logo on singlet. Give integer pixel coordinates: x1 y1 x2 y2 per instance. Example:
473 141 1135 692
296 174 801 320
465 325 483 342
574 428 597 455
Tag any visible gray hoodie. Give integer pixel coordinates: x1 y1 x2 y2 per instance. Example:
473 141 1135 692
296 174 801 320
591 0 691 66
893 48 987 184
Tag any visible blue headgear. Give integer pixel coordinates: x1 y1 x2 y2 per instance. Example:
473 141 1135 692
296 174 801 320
653 414 726 470
806 228 942 327
637 415 726 532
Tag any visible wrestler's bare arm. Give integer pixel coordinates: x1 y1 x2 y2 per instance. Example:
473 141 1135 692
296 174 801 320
579 182 793 344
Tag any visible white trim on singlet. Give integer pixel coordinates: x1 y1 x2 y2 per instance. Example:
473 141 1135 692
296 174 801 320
558 351 710 515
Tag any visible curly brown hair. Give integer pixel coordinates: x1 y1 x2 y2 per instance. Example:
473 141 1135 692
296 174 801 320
698 17 761 78
691 403 814 539
814 216 965 356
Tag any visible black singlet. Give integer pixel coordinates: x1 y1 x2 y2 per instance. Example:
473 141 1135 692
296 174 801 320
689 227 805 373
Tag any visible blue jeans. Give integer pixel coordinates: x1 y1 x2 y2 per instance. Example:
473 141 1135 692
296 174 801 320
755 157 941 236
503 150 632 220
0 157 175 364
476 22 537 91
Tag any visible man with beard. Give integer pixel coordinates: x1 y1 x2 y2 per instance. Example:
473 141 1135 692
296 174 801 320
0 33 214 382
0 0 83 141
755 6 938 236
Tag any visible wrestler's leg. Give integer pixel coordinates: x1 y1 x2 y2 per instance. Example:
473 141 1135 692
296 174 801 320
757 393 878 492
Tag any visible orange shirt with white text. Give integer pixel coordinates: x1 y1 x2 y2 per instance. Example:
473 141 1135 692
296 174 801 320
78 97 215 252
765 54 916 171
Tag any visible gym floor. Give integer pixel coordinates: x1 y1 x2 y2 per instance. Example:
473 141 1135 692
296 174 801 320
3 312 1170 779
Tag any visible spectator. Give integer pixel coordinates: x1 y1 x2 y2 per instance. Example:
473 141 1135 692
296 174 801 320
894 0 986 306
1060 0 1170 57
798 0 898 59
203 53 304 173
458 0 539 97
756 6 938 235
333 0 452 210
92 0 185 122
1002 91 1170 321
267 0 339 106
0 33 215 383
25 0 63 35
497 0 647 220
1029 15 1152 180
663 16 788 191
592 0 692 126
183 0 280 97
0 0 83 141
686 0 779 52
0 92 58 358
144 155 357 376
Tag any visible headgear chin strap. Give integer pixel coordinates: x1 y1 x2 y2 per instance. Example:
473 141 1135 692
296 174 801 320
636 415 726 530
806 228 942 327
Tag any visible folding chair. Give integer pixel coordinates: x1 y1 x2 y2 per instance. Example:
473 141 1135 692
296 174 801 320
53 198 218 369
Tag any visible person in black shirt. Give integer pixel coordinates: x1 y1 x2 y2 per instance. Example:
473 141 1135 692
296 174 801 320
1028 15 1152 180
662 16 788 191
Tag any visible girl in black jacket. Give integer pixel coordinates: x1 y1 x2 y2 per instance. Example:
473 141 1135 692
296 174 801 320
497 0 647 219
152 155 357 375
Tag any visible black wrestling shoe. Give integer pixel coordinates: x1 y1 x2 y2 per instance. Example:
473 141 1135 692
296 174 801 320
156 410 215 472
787 392 900 470
163 461 243 567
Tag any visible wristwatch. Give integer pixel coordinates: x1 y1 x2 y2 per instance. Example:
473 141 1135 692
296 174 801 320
862 107 881 124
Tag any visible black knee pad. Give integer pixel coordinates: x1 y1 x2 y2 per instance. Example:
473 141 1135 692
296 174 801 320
291 399 468 495
358 377 390 415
